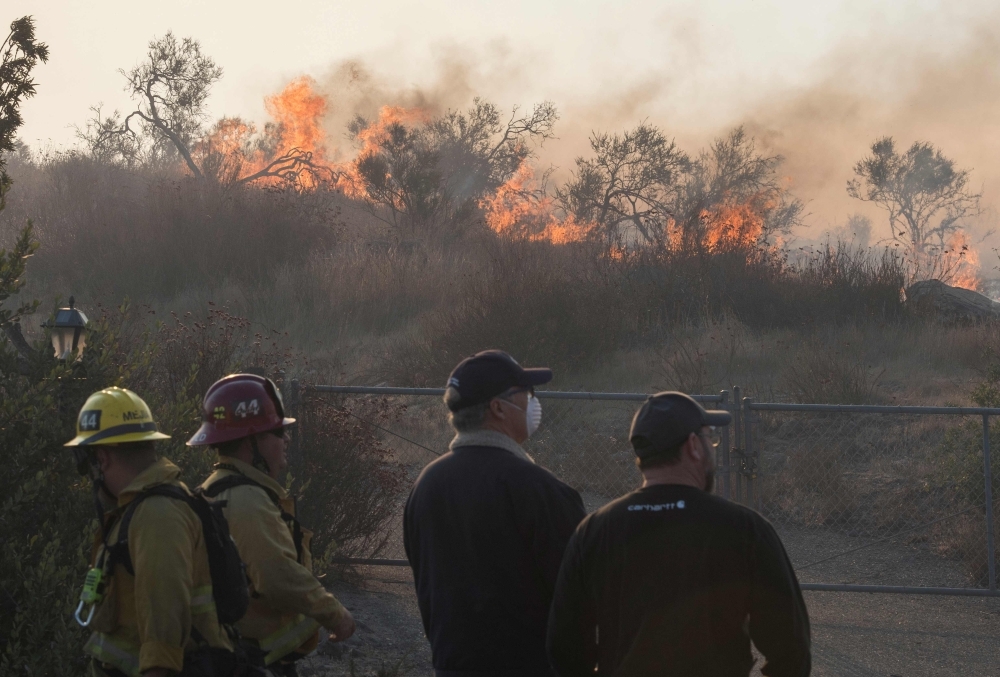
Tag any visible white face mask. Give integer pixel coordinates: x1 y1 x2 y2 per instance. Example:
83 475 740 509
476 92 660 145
525 395 542 437
503 394 543 438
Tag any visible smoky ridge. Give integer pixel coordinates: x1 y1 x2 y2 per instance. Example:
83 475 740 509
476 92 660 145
294 5 1000 249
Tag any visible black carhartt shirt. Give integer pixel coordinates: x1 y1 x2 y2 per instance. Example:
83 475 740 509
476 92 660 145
404 444 586 676
547 484 810 677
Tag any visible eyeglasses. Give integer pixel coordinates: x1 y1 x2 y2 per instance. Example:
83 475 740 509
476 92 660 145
269 427 286 440
499 386 534 400
701 427 721 448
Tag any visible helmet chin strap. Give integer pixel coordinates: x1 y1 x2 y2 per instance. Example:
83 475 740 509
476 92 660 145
248 434 271 475
81 452 112 539
92 477 110 538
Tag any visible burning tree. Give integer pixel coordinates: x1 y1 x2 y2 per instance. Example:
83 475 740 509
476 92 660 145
847 137 983 285
557 123 689 245
344 107 443 231
430 98 558 200
344 99 558 232
675 127 802 252
80 33 331 188
557 124 800 250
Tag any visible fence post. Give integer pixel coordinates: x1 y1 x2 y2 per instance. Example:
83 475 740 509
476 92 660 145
288 379 302 471
719 390 731 500
744 397 755 509
984 414 996 592
732 386 743 504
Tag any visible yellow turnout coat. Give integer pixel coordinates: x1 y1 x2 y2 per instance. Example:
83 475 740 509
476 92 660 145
201 457 349 665
83 458 232 676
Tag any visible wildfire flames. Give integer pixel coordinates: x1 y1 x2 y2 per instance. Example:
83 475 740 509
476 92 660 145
480 163 594 244
195 76 331 187
334 105 430 200
265 77 329 165
932 230 981 291
699 198 768 252
209 76 986 289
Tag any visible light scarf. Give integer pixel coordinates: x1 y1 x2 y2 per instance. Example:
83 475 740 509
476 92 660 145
449 429 535 464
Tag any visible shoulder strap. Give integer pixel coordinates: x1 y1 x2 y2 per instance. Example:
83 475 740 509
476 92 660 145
107 484 192 577
203 473 280 505
203 472 305 564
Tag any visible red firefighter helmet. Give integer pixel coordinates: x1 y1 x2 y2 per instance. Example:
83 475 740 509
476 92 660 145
187 374 296 447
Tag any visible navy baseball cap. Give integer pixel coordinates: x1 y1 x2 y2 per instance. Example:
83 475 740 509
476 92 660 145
629 392 732 459
445 350 553 411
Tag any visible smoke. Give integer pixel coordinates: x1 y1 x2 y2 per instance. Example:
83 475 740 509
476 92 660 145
298 5 1000 258
315 43 538 162
741 17 1000 247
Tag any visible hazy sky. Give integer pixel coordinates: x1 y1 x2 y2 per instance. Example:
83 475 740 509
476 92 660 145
13 0 988 143
11 0 1000 238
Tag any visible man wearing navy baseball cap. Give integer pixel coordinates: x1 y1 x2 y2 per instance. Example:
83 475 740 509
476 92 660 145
548 392 811 677
404 350 585 677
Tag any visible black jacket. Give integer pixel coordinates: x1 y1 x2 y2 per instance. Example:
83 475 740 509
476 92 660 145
404 444 586 676
547 484 811 677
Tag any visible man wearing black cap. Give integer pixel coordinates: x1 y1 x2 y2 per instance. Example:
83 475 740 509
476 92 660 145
547 392 811 677
404 350 586 677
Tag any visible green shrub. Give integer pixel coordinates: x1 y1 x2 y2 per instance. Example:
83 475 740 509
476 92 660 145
932 363 1000 585
295 393 409 562
0 235 408 672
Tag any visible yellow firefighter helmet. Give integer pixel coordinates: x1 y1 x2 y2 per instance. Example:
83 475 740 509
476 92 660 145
64 387 171 447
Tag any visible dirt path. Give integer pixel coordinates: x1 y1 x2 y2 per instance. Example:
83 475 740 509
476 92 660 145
297 567 433 677
803 591 1000 677
297 566 999 677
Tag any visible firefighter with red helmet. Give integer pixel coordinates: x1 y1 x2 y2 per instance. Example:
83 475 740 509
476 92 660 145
189 374 355 676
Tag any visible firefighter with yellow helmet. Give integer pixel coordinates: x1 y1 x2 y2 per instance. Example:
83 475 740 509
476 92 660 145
191 374 355 677
67 387 234 677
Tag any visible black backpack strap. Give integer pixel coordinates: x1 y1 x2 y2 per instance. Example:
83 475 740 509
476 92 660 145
106 484 192 577
202 473 275 502
103 484 250 636
203 471 305 563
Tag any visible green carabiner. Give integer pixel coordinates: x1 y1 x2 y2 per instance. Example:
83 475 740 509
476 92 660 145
74 567 104 627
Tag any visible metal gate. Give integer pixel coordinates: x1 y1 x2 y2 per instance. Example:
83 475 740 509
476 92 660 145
288 383 998 597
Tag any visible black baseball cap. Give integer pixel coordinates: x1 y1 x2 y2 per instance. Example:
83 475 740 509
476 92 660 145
445 350 553 411
629 391 732 459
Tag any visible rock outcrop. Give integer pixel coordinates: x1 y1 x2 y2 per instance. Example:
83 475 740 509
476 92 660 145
904 279 1000 322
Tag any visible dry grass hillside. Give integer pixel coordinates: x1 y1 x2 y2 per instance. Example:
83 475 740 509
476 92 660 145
2 151 997 406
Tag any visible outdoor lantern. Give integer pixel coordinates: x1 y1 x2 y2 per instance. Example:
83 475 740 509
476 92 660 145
44 296 88 361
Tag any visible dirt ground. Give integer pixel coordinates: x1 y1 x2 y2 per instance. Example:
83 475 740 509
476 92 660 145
294 487 1000 677
296 565 1000 677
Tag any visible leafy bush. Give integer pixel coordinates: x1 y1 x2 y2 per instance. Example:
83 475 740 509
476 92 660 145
295 393 409 562
0 229 135 675
932 363 1000 584
388 237 625 385
782 338 886 405
2 154 341 303
0 235 409 672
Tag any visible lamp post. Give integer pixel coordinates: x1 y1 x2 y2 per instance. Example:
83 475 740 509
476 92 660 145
44 296 89 361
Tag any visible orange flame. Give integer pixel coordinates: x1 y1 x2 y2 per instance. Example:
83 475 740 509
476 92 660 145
941 230 981 291
193 117 258 185
699 195 769 252
194 76 334 188
481 162 596 244
334 105 430 200
481 162 551 235
483 168 780 252
192 78 779 260
264 76 329 163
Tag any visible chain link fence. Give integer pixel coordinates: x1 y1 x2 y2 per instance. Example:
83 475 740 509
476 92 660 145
745 401 998 596
289 384 998 597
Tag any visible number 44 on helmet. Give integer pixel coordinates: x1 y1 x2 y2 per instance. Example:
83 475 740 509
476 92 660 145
187 374 295 447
